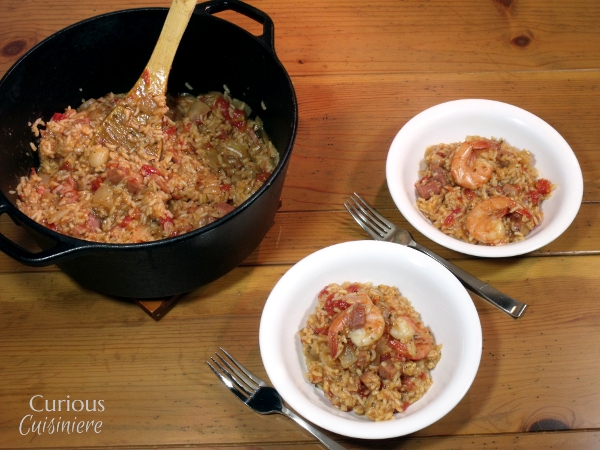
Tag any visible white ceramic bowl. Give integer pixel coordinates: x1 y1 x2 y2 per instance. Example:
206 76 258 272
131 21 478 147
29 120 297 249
386 99 583 257
259 240 482 439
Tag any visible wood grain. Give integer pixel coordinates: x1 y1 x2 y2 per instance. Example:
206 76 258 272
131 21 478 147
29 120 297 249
1 0 600 448
3 202 600 274
1 255 600 447
3 1 600 76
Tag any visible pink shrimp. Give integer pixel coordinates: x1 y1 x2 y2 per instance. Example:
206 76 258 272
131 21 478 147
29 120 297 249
389 316 433 361
328 293 385 359
466 196 530 245
450 139 499 190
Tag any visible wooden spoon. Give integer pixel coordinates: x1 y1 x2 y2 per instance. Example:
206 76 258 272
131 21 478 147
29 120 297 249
94 0 197 159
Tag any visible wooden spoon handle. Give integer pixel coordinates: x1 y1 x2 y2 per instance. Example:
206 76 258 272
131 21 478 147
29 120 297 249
145 0 197 95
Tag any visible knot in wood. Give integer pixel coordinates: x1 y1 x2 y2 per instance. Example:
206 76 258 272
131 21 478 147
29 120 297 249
511 34 532 48
528 418 570 432
524 406 575 432
2 39 27 57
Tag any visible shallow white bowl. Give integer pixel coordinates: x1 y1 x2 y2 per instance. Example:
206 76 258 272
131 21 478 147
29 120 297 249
259 240 482 439
386 99 583 257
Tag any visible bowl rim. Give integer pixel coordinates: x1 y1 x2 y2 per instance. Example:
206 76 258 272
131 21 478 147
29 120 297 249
385 98 583 257
259 240 482 439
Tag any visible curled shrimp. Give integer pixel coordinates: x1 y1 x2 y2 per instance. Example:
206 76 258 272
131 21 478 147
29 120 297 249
466 196 530 245
328 293 385 359
450 139 499 190
388 316 433 361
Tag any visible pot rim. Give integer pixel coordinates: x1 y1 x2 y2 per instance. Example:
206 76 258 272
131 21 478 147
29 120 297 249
0 0 297 254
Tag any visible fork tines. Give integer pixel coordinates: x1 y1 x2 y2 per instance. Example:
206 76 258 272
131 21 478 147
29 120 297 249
344 193 391 238
206 348 264 401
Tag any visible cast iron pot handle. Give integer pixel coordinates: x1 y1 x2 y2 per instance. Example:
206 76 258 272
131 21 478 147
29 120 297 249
0 196 94 267
198 0 276 55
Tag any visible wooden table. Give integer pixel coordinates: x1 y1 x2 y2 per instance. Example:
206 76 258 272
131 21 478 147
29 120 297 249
1 0 600 448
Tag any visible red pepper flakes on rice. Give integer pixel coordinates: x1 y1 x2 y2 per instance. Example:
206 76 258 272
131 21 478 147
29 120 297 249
16 91 279 243
299 282 441 422
415 136 555 246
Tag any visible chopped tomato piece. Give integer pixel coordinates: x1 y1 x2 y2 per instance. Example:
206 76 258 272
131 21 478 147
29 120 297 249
529 190 541 205
325 295 350 315
402 376 416 392
388 338 411 359
324 294 349 315
141 165 160 176
318 287 331 299
220 184 232 191
516 208 533 219
443 207 462 226
213 96 232 120
164 125 177 137
334 300 350 311
464 189 476 200
120 216 133 227
159 216 174 230
42 219 59 230
256 172 270 183
231 120 246 131
51 112 68 122
230 108 246 130
346 283 360 293
91 177 102 192
231 108 245 120
535 178 552 195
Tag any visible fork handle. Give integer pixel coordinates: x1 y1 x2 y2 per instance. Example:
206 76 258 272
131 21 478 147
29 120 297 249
409 242 527 318
279 405 348 450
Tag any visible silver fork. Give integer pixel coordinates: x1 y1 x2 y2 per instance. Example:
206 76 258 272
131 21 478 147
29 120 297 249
344 193 527 319
207 348 347 450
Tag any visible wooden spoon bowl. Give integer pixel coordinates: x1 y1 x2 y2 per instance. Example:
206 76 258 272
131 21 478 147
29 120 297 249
94 0 197 159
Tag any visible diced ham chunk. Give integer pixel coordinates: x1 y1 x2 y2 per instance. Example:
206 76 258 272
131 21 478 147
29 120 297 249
348 303 366 330
378 362 399 380
126 174 144 194
215 202 235 217
359 370 381 391
86 214 102 231
106 167 128 185
415 164 449 200
502 183 520 196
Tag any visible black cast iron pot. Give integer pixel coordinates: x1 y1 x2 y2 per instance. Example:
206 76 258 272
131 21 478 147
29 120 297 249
0 0 297 298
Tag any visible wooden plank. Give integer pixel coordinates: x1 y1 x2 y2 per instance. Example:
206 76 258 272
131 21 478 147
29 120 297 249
282 71 600 209
2 202 599 273
2 1 600 448
3 71 595 213
1 255 600 447
54 430 598 449
8 429 592 449
2 0 600 76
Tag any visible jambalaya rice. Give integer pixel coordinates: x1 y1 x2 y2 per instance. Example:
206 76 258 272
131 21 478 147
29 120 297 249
299 282 441 422
414 136 554 246
15 90 279 243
